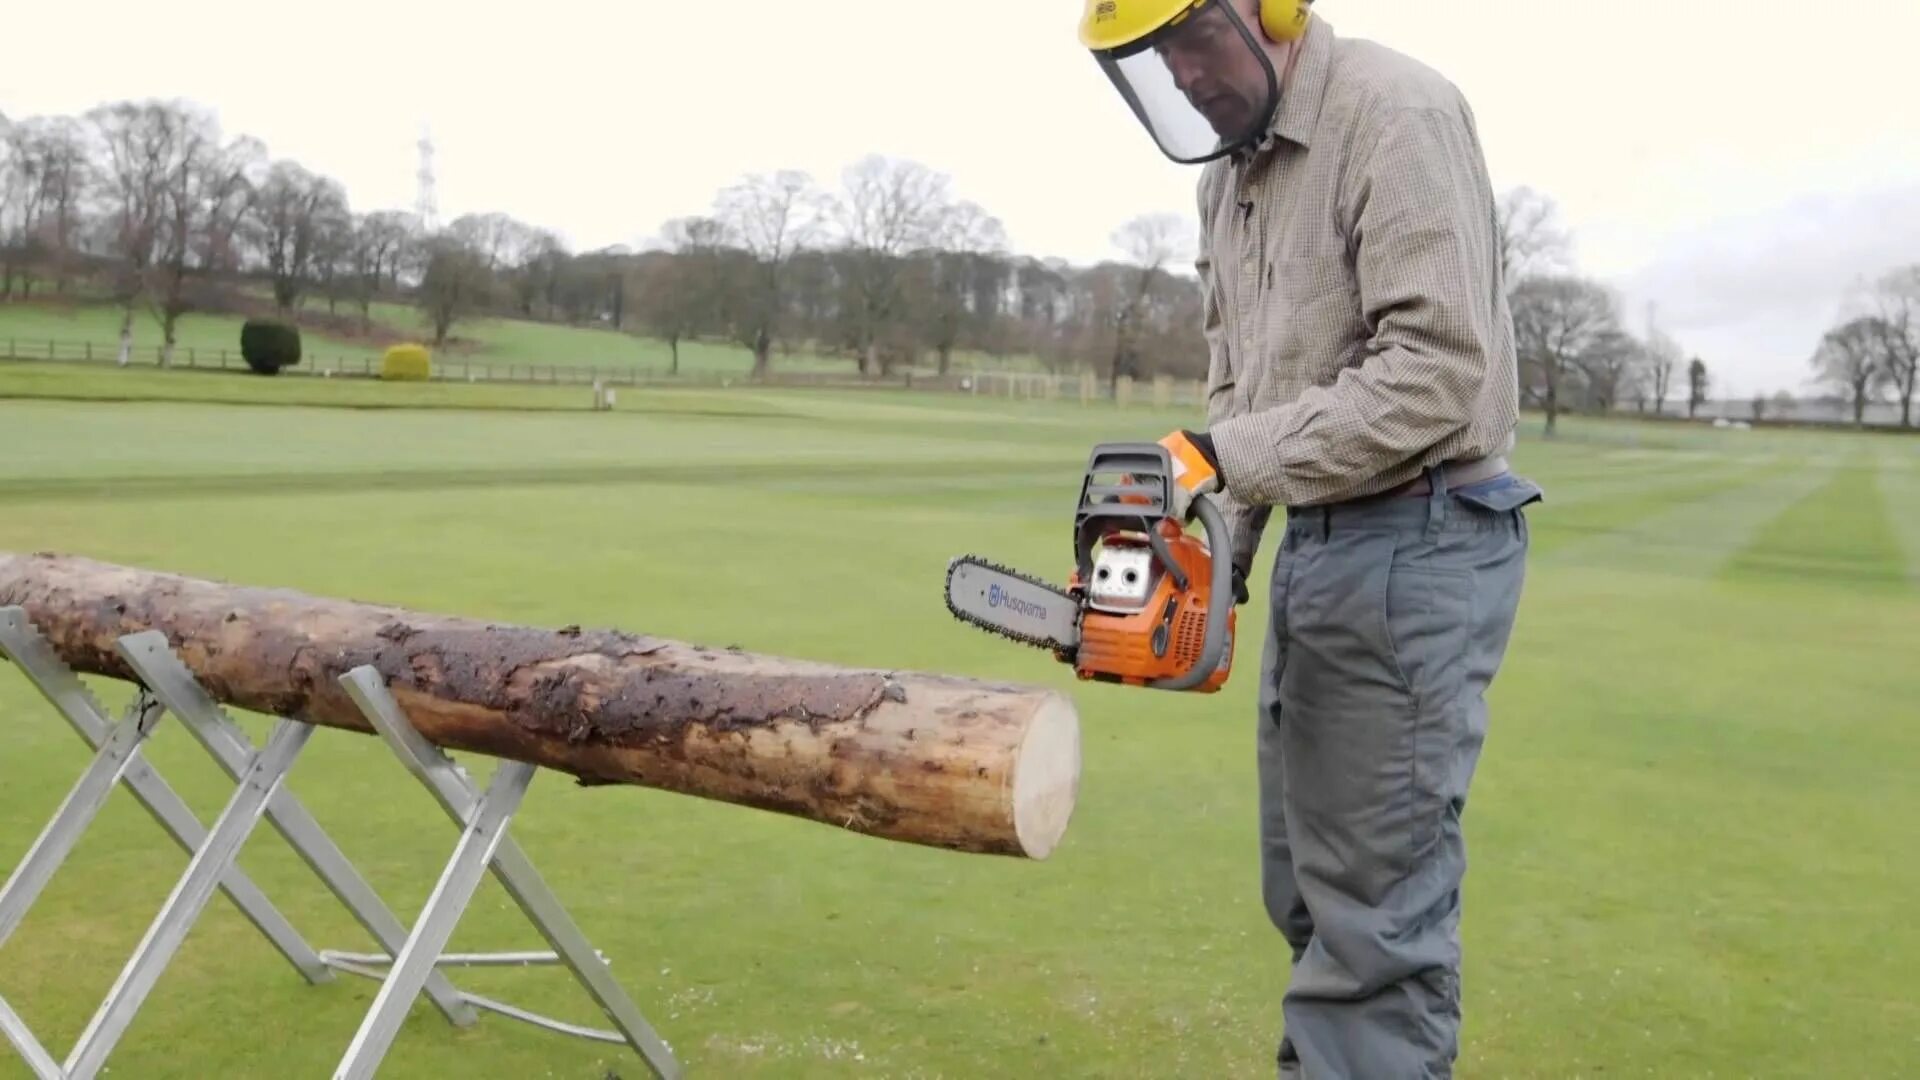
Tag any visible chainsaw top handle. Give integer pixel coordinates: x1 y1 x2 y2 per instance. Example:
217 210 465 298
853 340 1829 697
1072 442 1233 692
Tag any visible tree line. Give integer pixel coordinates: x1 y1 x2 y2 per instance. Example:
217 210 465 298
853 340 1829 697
0 98 1206 383
6 97 1914 422
1499 187 1918 431
1804 268 1920 428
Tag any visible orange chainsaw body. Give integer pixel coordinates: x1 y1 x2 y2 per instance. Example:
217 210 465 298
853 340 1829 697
1068 517 1235 693
946 442 1238 694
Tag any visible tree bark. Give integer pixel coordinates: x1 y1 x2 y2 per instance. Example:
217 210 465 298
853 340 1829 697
0 552 1080 860
752 329 771 380
116 307 134 367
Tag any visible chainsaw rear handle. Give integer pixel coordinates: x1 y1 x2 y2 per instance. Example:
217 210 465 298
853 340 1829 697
1148 489 1233 692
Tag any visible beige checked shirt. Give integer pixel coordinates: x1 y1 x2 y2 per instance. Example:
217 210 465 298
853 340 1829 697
1197 14 1519 574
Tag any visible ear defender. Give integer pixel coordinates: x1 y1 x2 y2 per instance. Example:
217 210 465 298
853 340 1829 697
1259 0 1310 42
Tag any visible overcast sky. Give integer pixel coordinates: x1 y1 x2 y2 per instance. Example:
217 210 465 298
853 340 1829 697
6 0 1918 398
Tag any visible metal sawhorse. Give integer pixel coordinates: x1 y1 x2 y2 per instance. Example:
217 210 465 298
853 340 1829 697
0 606 680 1078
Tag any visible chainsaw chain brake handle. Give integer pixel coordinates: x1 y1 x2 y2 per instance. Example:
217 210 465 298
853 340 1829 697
1073 442 1235 692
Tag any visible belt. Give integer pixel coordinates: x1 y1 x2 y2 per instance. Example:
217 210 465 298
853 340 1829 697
1377 455 1509 498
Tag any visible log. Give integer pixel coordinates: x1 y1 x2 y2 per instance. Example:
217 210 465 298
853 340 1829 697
0 552 1080 860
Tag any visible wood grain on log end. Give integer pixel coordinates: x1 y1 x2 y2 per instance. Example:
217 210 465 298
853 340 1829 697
1012 693 1080 860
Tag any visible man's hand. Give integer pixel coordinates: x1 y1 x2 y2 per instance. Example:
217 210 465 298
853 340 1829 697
1158 429 1222 522
1156 430 1249 606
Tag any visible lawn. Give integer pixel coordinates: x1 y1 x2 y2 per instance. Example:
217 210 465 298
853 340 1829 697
0 360 792 416
0 380 1915 1078
0 298 1044 381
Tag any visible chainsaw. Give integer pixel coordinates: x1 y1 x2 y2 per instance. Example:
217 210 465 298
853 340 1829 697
944 442 1236 693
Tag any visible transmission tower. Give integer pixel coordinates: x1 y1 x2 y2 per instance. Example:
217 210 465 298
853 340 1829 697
415 127 438 232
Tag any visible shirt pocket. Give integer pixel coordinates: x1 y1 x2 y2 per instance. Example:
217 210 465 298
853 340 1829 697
1261 253 1360 388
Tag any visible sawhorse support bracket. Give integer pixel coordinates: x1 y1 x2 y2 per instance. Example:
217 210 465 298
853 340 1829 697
0 607 680 1079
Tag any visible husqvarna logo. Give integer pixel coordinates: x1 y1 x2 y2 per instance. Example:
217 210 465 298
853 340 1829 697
988 584 1049 621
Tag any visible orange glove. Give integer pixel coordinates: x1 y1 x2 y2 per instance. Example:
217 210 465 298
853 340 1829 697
1158 429 1221 522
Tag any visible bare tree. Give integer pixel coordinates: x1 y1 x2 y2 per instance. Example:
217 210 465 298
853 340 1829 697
416 232 489 346
86 100 184 364
1810 317 1891 427
506 228 568 319
346 210 417 331
29 118 92 295
1576 326 1644 413
0 116 13 294
1511 274 1617 435
910 198 1007 376
1686 356 1711 419
445 211 533 276
716 169 825 378
308 192 355 317
1870 265 1919 428
1495 186 1573 292
1640 302 1683 415
636 216 728 375
831 155 950 376
248 160 350 313
1108 212 1190 395
146 114 262 365
0 118 36 298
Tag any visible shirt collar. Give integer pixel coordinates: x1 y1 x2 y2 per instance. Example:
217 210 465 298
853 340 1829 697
1234 13 1334 163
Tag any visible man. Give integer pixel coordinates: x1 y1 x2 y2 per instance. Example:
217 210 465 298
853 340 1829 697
1079 2 1543 1077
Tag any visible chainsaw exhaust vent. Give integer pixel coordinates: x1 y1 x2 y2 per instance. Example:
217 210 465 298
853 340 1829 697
1173 609 1208 667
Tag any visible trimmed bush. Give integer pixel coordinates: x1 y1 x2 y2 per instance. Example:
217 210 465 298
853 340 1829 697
240 319 301 375
381 343 432 381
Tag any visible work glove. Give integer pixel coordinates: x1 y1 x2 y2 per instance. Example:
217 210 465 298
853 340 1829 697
1162 430 1250 607
1157 429 1222 523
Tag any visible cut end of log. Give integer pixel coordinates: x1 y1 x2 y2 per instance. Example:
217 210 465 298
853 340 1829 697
1012 692 1081 860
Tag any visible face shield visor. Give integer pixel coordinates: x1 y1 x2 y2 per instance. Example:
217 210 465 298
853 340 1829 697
1087 0 1281 165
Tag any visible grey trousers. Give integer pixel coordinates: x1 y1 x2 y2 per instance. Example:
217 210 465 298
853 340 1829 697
1257 465 1540 1079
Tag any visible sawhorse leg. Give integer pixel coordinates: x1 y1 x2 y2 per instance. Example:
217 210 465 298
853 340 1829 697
0 608 328 984
113 630 475 1029
334 665 680 1079
61 718 313 1078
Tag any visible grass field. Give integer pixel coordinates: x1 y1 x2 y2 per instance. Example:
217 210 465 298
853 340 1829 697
0 374 1916 1078
0 361 792 416
0 298 1037 379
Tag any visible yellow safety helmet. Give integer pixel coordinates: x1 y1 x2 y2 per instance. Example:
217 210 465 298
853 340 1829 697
1079 0 1312 164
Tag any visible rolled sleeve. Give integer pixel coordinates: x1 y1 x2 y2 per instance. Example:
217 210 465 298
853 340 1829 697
1209 104 1500 508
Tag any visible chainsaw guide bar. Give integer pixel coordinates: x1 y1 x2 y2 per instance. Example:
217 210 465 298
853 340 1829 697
943 555 1081 656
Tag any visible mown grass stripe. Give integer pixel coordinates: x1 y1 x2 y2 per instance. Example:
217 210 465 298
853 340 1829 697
1874 451 1920 588
0 457 1062 505
1525 459 1783 555
1526 454 1776 511
1720 457 1909 593
1538 456 1836 579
